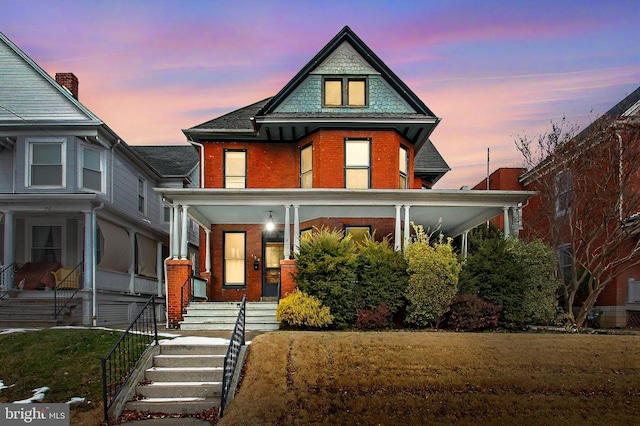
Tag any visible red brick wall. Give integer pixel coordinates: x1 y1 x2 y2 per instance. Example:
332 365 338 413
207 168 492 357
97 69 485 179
165 259 193 327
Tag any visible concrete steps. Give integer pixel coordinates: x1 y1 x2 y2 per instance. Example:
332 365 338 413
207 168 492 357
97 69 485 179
0 296 80 327
125 342 227 414
180 301 279 331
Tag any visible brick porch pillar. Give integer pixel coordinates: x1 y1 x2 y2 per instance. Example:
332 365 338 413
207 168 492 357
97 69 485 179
280 259 297 297
166 259 192 328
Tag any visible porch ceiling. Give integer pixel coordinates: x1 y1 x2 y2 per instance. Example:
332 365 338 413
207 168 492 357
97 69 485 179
154 188 536 237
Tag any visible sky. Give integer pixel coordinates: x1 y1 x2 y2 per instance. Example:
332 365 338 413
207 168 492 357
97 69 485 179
1 0 639 188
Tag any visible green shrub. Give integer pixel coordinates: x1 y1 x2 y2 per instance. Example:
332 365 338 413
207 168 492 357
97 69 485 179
355 304 391 331
295 227 358 329
276 289 333 329
443 294 501 332
354 234 408 323
404 224 462 328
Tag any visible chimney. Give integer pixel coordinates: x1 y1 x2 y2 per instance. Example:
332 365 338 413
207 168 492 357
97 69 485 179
55 73 79 99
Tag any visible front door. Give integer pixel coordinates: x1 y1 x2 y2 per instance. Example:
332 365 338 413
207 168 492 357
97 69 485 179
262 232 284 299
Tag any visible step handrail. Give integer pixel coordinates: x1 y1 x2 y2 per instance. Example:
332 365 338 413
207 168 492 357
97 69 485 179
0 263 16 300
101 296 158 424
219 295 246 417
53 262 83 320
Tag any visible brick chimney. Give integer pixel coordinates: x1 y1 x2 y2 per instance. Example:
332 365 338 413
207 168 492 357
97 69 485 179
55 73 79 99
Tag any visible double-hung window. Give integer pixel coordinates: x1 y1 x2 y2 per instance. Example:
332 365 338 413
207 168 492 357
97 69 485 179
399 146 409 189
554 170 572 217
28 139 65 187
224 232 245 286
345 139 370 189
224 150 246 188
138 177 146 214
82 146 103 192
300 144 313 188
323 77 367 107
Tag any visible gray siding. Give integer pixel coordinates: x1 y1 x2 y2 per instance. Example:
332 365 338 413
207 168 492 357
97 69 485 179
0 148 13 192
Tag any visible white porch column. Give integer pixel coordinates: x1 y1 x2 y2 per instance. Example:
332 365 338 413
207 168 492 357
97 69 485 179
204 228 211 274
462 230 469 260
171 205 180 259
180 205 188 260
394 205 402 252
503 207 510 237
129 230 136 294
3 210 14 286
284 205 291 260
82 210 93 290
156 241 163 297
293 205 300 256
403 205 411 250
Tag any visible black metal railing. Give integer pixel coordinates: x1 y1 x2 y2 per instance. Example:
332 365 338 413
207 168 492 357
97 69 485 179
177 275 208 327
219 295 247 418
101 296 159 424
0 263 16 300
53 262 83 320
179 275 191 320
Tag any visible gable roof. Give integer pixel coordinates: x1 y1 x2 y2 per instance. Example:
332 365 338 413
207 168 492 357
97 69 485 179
0 32 101 126
258 26 436 117
131 145 199 178
414 139 451 185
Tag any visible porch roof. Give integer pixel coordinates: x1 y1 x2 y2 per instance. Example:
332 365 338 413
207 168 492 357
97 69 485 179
153 188 536 237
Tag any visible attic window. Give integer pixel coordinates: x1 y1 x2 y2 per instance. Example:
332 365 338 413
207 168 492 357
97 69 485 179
323 77 367 107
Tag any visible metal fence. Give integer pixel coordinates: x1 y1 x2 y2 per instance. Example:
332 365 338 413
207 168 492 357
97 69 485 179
0 263 15 300
219 295 246 417
101 296 158 424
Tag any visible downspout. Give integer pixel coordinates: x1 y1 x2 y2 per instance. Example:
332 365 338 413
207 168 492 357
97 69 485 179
92 202 104 326
187 138 205 188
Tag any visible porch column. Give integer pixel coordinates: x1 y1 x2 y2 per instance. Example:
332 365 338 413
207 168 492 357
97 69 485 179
462 230 469 260
156 241 163 297
293 205 300 256
180 205 188 260
503 207 510 237
403 205 411 250
82 210 93 290
204 228 211 274
3 210 14 286
171 205 180 259
129 230 136 294
394 205 402 252
284 205 291 260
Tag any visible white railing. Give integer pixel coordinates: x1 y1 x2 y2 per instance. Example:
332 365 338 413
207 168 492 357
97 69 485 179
94 269 165 296
628 278 640 303
134 275 163 296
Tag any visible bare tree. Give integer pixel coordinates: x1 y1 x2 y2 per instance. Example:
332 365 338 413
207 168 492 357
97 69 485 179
516 113 640 328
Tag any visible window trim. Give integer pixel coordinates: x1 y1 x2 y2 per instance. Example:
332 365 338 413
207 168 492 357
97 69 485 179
224 149 247 188
300 143 313 188
554 170 572 217
137 176 147 215
322 76 368 108
26 137 66 188
27 219 66 264
399 145 409 189
80 145 105 193
344 138 371 189
223 231 246 288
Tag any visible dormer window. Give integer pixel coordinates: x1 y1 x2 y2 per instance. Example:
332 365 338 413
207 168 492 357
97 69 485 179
323 77 367 107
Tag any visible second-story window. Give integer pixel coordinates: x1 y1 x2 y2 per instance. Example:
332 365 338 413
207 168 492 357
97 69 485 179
138 177 146 214
345 139 370 189
300 144 313 188
399 146 409 189
82 146 103 192
323 77 367 107
224 150 246 188
28 140 65 187
554 170 572 217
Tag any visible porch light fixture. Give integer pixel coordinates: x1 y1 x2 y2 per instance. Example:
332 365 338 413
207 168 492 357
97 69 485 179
265 210 275 232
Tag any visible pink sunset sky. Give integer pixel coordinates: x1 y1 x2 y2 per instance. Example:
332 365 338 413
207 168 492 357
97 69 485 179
1 0 638 188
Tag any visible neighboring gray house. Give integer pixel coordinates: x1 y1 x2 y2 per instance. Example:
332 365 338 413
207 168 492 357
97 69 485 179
0 32 199 326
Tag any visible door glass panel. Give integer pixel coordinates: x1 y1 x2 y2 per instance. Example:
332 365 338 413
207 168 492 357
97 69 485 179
265 243 284 268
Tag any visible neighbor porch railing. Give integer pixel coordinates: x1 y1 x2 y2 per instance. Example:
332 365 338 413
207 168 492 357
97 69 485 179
179 275 208 321
101 296 158 424
219 295 246 418
0 263 16 300
53 262 83 320
628 278 640 303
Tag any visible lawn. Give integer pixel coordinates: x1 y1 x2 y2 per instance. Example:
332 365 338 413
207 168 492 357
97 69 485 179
220 331 640 425
0 328 122 425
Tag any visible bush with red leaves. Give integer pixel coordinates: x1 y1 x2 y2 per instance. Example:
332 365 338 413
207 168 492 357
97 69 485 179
355 304 391 330
443 294 501 332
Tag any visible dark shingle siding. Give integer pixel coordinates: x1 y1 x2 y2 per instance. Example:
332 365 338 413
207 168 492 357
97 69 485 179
189 98 271 131
132 145 199 177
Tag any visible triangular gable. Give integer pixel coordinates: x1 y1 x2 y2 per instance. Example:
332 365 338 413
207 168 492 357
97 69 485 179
258 26 436 117
0 32 101 124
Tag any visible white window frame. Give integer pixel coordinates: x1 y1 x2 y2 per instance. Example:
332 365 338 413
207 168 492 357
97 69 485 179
26 137 66 188
300 144 313 188
399 145 409 189
138 177 147 215
345 138 371 189
80 145 105 193
224 150 247 188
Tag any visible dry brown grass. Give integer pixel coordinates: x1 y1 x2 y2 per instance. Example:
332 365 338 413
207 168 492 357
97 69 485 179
219 331 640 426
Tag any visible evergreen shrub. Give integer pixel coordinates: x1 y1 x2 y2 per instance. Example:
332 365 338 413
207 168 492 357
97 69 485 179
276 289 333 329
